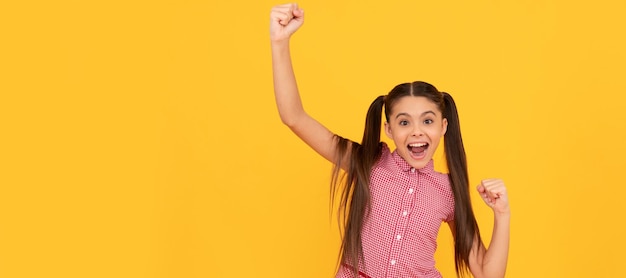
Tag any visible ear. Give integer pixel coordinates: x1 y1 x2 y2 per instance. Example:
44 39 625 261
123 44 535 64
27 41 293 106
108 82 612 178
442 118 448 136
384 121 393 139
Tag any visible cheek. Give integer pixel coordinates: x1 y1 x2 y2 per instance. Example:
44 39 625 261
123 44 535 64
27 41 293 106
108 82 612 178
427 129 445 143
390 130 411 148
389 127 406 137
429 138 442 151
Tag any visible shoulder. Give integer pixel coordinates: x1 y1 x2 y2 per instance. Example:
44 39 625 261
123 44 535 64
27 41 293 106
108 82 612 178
372 142 404 178
432 170 450 184
429 171 455 221
431 171 452 195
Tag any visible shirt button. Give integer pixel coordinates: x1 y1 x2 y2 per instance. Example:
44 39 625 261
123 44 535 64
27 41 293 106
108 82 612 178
391 259 396 265
402 211 407 216
408 188 414 194
410 168 416 173
396 235 402 240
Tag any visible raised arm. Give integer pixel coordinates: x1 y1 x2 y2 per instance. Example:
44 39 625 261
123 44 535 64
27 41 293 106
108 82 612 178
270 4 352 163
466 179 511 278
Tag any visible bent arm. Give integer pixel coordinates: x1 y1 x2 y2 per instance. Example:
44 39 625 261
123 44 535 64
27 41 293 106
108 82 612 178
468 212 510 278
270 4 354 166
271 40 349 163
465 179 511 277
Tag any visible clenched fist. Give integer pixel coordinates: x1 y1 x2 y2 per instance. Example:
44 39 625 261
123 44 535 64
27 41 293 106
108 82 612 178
270 3 304 42
477 178 510 215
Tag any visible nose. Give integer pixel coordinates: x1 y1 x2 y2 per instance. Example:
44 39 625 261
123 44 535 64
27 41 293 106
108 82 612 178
411 125 424 137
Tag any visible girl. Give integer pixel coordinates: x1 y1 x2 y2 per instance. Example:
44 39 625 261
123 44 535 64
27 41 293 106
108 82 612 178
270 4 510 278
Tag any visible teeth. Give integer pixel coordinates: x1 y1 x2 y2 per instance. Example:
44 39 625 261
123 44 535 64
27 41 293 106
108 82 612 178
409 143 428 147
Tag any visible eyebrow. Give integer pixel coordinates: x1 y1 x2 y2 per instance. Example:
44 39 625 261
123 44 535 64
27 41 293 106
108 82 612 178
394 111 436 119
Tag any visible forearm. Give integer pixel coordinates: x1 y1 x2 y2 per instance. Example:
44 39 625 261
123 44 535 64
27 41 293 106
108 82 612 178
271 40 305 127
480 213 510 278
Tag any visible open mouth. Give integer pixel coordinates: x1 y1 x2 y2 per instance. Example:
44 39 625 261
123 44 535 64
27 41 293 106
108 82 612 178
408 142 429 159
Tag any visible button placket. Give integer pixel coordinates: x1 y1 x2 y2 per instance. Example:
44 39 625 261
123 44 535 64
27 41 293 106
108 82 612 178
388 171 418 276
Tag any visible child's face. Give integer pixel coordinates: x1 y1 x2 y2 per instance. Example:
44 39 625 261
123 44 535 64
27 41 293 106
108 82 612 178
384 96 448 169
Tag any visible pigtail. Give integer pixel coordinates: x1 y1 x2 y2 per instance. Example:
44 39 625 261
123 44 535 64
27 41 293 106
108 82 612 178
331 95 385 277
361 95 385 157
442 92 481 277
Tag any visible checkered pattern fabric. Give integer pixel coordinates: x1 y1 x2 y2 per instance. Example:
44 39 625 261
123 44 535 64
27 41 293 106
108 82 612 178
336 143 455 278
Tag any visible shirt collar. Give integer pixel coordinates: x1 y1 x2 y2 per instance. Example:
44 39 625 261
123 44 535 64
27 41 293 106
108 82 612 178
391 150 435 174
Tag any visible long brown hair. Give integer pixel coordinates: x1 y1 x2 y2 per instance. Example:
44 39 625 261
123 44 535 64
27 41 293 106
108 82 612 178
331 81 481 277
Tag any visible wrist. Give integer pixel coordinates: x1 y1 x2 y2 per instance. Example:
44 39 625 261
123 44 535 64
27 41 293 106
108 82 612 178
494 209 511 220
271 39 292 58
270 36 291 46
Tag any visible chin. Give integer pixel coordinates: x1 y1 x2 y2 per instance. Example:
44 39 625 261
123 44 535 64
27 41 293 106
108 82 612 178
411 161 429 169
414 153 436 168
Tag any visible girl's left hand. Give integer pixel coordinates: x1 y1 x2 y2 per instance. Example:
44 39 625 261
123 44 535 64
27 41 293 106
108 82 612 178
477 178 510 215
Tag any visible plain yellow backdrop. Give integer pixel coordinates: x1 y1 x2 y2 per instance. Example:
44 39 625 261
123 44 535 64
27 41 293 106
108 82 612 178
1 0 625 277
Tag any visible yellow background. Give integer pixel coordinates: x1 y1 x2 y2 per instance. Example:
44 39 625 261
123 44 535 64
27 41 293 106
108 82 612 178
1 0 625 277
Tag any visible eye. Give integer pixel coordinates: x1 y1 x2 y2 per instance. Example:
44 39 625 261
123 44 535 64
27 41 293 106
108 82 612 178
399 120 409 126
424 119 434 124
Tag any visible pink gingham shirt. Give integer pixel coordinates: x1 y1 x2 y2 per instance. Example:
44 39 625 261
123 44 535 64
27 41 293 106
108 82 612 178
336 143 455 278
